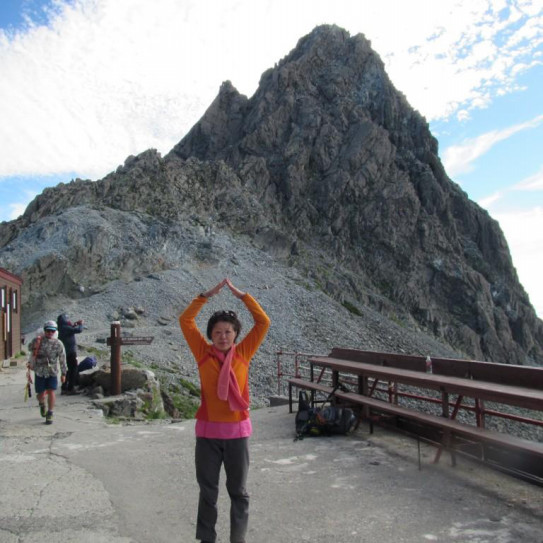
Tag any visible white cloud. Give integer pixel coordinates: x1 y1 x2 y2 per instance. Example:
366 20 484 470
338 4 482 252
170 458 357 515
378 0 543 121
492 206 543 317
4 189 40 221
9 202 29 220
479 167 543 317
442 114 543 177
0 0 218 179
478 190 505 209
515 165 543 190
456 110 471 122
477 162 543 208
0 0 542 181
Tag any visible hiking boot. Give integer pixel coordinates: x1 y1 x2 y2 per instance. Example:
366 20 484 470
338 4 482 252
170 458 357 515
45 411 53 425
39 403 47 417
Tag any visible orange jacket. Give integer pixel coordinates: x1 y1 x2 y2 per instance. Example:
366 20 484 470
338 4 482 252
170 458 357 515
179 293 270 423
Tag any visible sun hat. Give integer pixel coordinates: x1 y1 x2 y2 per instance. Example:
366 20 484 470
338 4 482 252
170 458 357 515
43 320 58 331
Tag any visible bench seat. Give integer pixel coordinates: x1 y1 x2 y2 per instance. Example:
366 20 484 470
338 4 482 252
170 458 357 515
334 390 543 457
287 378 334 413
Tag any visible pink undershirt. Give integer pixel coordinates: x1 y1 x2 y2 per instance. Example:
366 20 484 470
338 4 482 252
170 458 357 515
195 418 252 439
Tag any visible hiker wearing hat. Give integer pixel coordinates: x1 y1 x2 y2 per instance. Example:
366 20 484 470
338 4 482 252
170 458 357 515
27 321 67 425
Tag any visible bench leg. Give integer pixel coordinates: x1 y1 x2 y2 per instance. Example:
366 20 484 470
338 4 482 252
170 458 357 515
479 441 486 462
353 407 362 431
434 430 457 467
434 395 463 464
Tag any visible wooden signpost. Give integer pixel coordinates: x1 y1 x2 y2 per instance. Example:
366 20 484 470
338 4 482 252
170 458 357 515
106 322 154 395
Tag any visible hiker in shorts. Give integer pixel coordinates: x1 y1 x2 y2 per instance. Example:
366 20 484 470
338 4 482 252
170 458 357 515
27 320 67 425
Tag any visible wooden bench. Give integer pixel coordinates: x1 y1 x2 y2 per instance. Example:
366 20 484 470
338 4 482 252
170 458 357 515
310 356 543 411
285 348 543 479
331 347 543 390
287 378 333 413
287 372 543 482
308 351 543 478
288 375 543 457
333 390 543 459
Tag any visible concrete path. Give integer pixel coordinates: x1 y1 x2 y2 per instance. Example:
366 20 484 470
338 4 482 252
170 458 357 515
1 363 542 543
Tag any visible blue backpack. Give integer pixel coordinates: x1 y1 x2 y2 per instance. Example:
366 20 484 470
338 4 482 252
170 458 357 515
78 355 97 372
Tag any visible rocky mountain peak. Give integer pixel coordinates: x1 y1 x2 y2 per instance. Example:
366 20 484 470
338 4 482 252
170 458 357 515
1 25 542 366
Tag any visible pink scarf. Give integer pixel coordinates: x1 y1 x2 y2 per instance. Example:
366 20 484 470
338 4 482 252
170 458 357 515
212 345 249 412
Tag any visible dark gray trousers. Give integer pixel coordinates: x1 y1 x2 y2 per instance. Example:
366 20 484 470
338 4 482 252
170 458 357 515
195 437 249 543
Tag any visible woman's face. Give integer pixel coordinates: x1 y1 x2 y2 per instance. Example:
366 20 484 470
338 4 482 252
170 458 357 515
211 321 237 352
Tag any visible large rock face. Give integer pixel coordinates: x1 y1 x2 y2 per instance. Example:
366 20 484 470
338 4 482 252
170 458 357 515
168 25 543 365
1 25 542 365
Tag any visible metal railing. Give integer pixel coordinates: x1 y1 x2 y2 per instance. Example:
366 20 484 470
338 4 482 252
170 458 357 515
275 350 326 395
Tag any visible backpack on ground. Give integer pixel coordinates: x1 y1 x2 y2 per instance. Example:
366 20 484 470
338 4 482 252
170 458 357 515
78 355 97 372
294 387 356 441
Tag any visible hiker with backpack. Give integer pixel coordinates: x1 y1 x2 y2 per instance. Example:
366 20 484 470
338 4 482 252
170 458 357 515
27 320 67 425
179 278 270 543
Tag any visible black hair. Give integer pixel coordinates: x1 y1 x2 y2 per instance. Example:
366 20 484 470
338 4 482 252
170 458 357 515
206 310 242 341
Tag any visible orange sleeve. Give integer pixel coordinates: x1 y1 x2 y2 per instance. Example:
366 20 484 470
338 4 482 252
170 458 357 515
236 293 271 362
179 295 210 362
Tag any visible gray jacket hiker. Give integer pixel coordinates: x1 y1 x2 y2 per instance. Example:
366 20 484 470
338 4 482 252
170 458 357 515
28 335 67 378
28 321 67 425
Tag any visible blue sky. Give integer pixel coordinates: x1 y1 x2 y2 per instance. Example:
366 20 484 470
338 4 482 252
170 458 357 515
0 0 542 317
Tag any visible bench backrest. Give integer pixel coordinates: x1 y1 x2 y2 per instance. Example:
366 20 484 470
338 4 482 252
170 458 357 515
330 348 427 372
431 357 543 390
430 358 471 378
330 348 543 390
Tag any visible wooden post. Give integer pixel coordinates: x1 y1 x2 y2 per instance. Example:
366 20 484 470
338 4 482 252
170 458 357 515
105 325 153 397
110 322 122 396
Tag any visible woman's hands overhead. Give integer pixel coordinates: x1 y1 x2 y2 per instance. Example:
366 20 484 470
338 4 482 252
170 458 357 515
201 278 246 299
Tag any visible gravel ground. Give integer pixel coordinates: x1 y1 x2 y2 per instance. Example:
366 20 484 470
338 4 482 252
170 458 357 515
21 232 458 404
18 231 541 444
